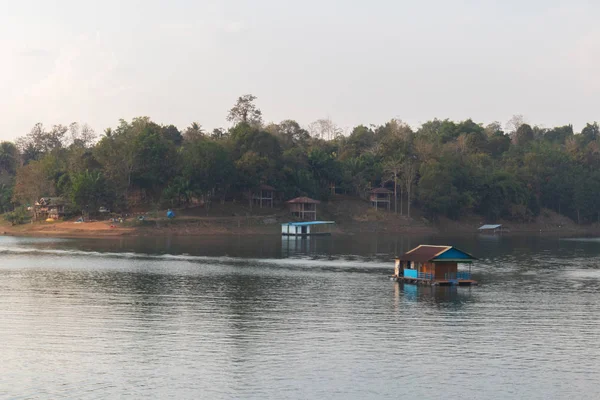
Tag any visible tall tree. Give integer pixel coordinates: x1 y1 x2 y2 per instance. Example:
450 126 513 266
402 160 418 218
383 155 404 214
227 94 263 126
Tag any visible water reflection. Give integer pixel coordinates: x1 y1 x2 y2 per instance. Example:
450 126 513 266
394 282 473 308
3 234 600 398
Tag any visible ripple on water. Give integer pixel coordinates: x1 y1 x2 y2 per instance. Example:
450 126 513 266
1 235 600 399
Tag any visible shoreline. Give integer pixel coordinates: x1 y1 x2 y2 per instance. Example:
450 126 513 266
2 217 599 240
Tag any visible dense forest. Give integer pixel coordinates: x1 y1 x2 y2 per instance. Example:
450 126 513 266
1 94 600 224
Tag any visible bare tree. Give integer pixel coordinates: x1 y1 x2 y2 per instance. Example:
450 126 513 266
505 114 526 136
384 156 404 215
308 118 343 140
402 160 418 218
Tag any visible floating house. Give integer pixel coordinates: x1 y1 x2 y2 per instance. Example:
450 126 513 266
392 245 477 286
251 184 276 208
286 197 320 221
281 221 335 237
478 224 502 233
369 187 392 211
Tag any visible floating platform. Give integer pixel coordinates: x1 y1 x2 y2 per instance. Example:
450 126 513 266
391 275 478 286
281 221 335 237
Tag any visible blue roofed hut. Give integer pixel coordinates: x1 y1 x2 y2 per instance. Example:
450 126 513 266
393 245 478 286
281 221 335 237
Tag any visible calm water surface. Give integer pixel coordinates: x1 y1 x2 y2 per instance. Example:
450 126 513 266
1 233 600 399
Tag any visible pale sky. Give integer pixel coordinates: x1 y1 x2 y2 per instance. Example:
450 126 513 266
1 0 599 140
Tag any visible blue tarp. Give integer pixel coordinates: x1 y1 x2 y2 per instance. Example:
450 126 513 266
281 221 335 227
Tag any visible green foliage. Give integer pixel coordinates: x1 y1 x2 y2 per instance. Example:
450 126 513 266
4 206 29 226
6 97 600 225
70 170 112 213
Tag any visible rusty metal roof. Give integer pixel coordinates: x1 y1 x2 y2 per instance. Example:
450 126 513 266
398 245 450 262
397 245 477 263
286 197 320 204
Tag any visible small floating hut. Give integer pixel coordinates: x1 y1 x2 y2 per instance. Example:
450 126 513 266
478 224 502 234
392 245 477 286
281 221 335 237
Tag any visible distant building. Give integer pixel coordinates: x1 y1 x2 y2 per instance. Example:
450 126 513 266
369 187 393 211
281 221 335 237
478 224 502 233
251 184 276 208
34 197 66 221
286 197 320 221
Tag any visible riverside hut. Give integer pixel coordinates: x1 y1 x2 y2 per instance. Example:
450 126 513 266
34 197 66 221
251 184 276 208
286 197 320 221
369 187 392 211
392 245 477 286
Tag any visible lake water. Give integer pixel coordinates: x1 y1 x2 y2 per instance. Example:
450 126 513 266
1 233 600 399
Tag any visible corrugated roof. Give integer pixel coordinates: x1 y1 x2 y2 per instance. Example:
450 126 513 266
479 224 502 230
399 245 451 262
281 221 335 227
286 197 320 204
370 187 393 194
397 245 477 262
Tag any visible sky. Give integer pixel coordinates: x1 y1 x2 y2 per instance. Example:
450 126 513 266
1 0 599 140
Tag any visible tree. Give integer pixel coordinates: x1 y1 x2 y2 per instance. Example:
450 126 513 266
514 124 534 146
162 124 183 146
94 119 139 204
383 155 404 214
308 118 343 140
267 120 310 149
181 138 234 201
227 94 263 126
13 158 56 205
183 122 205 142
0 142 19 175
505 114 525 135
402 160 418 218
581 122 600 143
70 170 111 215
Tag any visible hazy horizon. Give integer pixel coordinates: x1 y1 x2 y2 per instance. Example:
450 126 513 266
2 0 599 139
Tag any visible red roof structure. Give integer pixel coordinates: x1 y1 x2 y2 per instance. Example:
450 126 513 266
259 184 276 191
286 197 320 204
398 245 477 263
370 187 393 194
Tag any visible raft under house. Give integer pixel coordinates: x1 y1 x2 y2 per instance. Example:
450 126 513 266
281 221 335 237
392 245 478 286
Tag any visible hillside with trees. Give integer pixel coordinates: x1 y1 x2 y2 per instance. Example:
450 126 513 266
2 95 600 226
